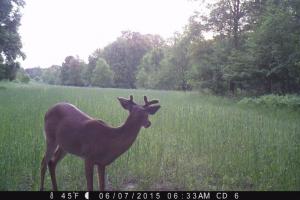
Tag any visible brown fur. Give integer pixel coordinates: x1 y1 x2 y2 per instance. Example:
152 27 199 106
40 95 160 191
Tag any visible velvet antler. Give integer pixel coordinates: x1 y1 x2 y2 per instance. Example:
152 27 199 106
143 96 159 107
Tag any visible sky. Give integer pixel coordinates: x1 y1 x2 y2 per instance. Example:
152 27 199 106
19 0 202 69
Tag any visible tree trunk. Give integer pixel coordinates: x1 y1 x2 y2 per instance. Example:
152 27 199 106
229 80 236 95
232 0 240 49
265 78 272 93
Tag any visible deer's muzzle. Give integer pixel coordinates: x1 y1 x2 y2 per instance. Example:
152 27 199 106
143 120 151 128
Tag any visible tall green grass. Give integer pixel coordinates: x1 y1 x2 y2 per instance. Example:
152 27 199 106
0 83 299 190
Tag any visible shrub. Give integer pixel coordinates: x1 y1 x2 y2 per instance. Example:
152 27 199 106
16 68 30 84
238 94 300 110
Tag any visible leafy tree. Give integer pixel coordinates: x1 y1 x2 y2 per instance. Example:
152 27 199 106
245 1 300 94
198 0 251 93
136 67 149 88
42 65 61 85
25 67 43 80
155 50 180 90
136 48 164 89
15 67 29 83
102 31 161 88
60 56 85 86
91 58 114 88
190 0 300 95
0 0 25 80
203 0 249 49
137 15 204 91
165 34 192 91
84 48 103 86
190 38 229 94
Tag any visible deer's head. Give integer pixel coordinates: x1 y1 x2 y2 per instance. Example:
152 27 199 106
117 95 160 128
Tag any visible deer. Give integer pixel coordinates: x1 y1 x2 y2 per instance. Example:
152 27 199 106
40 95 160 191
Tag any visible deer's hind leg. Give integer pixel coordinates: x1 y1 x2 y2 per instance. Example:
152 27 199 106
40 140 57 191
85 159 95 191
48 146 67 191
97 165 106 191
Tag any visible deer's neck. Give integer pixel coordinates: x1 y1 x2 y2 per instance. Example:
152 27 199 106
117 114 142 144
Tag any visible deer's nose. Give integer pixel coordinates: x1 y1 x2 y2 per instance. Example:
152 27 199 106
144 120 151 128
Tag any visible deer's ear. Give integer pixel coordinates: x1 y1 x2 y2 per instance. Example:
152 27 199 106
146 105 161 115
117 97 132 110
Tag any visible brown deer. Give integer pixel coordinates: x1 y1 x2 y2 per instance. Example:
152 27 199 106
40 95 160 191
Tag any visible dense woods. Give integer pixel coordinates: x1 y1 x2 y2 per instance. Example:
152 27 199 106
2 0 300 96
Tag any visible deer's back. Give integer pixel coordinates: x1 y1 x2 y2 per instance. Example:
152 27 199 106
44 103 116 159
44 103 91 142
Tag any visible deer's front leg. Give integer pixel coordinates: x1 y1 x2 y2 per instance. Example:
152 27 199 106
85 159 94 191
97 165 105 191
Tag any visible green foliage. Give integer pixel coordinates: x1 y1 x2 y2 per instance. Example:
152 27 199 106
84 49 103 86
238 94 300 110
136 48 164 89
163 34 192 91
0 0 25 80
136 28 196 91
60 56 85 86
15 68 30 83
42 65 61 85
188 0 300 95
136 67 149 88
91 58 114 88
25 67 43 80
102 31 159 88
153 55 178 90
190 38 229 94
206 0 245 48
245 1 300 94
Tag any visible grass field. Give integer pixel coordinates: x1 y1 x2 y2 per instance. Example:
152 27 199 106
0 82 299 191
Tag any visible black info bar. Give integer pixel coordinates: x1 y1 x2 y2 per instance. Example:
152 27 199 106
0 191 298 200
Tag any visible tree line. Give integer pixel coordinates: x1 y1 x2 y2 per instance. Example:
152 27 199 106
2 0 300 96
